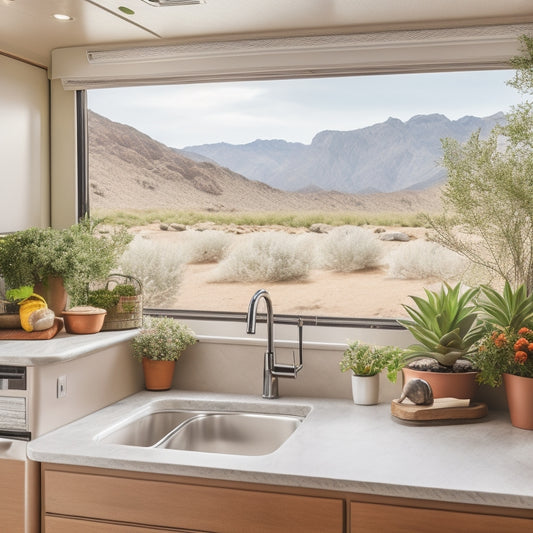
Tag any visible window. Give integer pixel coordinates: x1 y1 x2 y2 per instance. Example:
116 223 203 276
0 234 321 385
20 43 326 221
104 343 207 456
86 70 520 319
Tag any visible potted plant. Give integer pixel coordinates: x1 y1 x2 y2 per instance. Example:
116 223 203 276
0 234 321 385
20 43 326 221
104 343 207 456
397 282 484 399
472 282 533 429
131 316 197 391
340 340 403 405
0 218 131 314
88 274 142 330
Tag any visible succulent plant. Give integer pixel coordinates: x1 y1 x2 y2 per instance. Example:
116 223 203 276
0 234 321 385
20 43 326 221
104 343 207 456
398 283 484 368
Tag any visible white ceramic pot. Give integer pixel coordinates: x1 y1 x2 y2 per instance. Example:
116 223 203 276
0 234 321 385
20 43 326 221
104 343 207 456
351 374 380 405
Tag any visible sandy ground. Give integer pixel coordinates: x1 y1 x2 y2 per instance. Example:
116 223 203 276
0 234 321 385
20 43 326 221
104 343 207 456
129 224 440 318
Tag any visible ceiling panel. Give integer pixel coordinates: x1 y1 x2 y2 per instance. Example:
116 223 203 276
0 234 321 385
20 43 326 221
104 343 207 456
2 0 533 69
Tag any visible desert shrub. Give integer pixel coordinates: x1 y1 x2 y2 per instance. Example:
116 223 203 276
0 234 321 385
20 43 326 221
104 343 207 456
118 236 186 307
386 239 467 280
318 226 383 272
182 230 233 263
210 232 312 282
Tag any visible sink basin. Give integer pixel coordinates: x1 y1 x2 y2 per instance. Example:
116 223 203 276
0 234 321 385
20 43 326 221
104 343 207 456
97 408 304 456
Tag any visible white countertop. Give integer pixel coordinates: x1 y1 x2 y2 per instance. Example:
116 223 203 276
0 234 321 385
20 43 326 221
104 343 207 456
0 329 138 365
27 389 533 510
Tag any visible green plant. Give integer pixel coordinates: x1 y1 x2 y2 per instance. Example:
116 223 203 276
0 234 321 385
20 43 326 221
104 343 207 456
340 340 404 382
87 284 138 311
471 281 533 386
398 283 484 368
477 281 533 332
474 327 533 387
424 35 533 294
131 316 197 362
0 218 132 306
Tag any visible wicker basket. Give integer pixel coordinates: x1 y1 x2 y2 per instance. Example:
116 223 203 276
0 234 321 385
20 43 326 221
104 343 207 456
99 274 143 331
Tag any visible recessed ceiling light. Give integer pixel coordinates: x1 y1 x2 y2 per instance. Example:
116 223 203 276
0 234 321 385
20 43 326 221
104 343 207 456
52 13 74 21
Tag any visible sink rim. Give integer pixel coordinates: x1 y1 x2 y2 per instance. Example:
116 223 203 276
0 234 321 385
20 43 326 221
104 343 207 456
94 400 310 455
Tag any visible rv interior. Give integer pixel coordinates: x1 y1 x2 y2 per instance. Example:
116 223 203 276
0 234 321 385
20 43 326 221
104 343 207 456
1 1 533 532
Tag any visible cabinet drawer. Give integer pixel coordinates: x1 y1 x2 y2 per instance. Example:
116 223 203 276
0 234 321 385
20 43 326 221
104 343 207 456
45 516 192 533
44 469 344 533
350 501 533 533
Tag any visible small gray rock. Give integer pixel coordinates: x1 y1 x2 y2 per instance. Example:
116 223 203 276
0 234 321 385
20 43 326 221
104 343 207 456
159 223 169 231
309 223 331 234
170 223 187 232
379 232 410 242
407 358 440 371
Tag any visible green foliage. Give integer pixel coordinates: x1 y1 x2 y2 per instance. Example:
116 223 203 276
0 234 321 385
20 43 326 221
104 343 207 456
88 284 138 311
340 340 404 382
131 316 197 362
6 286 34 302
425 36 533 293
477 281 533 332
473 327 533 387
398 283 483 367
92 208 426 230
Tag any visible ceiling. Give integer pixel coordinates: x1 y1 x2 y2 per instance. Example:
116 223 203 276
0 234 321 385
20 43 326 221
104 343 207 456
3 0 533 69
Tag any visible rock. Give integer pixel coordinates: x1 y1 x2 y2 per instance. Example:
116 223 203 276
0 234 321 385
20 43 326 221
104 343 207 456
309 223 331 233
374 227 386 233
407 358 440 371
159 223 169 231
452 359 475 373
170 223 187 232
379 231 410 241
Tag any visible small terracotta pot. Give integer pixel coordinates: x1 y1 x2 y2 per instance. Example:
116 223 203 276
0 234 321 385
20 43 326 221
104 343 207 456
503 373 533 430
34 276 68 316
402 367 478 399
142 359 176 391
62 307 106 334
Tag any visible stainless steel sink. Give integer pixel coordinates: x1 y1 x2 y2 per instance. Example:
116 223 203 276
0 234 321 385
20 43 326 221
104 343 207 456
97 408 304 456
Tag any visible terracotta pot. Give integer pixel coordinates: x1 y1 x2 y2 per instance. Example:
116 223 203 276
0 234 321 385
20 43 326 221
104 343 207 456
503 373 533 430
142 359 176 391
62 307 106 334
34 276 68 316
402 367 478 399
351 374 380 405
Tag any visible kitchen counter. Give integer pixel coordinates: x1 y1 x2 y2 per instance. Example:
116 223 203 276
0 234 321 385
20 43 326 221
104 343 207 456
0 329 138 366
27 389 533 510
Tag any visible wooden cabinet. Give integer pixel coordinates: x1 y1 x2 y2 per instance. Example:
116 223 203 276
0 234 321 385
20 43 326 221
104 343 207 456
42 464 533 533
42 465 344 533
350 501 533 533
0 458 25 533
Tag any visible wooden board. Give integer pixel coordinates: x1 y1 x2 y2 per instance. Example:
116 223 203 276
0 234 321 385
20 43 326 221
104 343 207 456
0 318 63 340
391 398 488 422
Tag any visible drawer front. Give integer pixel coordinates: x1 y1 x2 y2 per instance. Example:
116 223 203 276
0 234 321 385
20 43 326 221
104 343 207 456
45 516 199 533
350 501 533 533
44 470 344 533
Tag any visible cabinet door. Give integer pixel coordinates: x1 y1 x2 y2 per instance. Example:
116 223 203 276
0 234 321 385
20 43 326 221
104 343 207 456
44 469 343 533
45 516 202 533
0 458 25 533
351 501 533 533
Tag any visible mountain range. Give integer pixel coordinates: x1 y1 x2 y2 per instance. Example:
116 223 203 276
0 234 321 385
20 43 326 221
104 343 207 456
87 110 503 214
183 113 504 193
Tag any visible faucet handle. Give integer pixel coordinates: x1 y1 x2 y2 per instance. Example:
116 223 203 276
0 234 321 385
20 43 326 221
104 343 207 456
272 351 303 378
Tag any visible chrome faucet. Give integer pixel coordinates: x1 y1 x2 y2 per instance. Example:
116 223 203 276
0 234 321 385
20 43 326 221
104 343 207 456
246 289 303 399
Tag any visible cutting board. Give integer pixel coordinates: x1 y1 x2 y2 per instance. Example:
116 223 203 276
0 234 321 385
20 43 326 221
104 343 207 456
0 318 64 340
391 397 488 422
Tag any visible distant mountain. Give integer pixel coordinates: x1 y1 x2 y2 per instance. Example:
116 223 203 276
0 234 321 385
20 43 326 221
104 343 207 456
88 110 441 214
183 113 504 193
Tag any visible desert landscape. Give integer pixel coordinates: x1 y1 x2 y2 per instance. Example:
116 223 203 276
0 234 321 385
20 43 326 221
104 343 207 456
128 223 449 319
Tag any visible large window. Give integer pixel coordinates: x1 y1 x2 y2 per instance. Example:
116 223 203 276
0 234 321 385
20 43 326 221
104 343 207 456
87 70 520 319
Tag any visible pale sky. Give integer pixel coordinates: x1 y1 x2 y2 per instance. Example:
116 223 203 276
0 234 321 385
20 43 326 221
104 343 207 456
88 70 522 148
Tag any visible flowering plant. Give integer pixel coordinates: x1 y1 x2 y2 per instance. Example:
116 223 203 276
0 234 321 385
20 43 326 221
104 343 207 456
131 316 197 362
474 327 533 387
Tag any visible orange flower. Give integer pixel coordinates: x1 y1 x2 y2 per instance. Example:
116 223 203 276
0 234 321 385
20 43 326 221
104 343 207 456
515 351 528 364
494 333 507 348
514 337 529 352
518 327 531 336
529 343 533 353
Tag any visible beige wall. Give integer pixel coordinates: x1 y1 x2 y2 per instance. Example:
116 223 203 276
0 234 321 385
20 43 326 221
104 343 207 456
0 54 49 231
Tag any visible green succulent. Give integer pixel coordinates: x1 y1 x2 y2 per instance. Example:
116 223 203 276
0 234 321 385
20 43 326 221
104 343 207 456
477 281 533 333
398 283 484 368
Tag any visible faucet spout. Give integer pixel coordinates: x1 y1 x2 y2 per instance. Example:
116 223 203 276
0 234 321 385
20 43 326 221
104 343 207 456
246 289 303 399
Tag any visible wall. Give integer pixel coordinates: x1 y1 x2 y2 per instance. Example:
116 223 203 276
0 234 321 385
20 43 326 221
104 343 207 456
0 54 49 232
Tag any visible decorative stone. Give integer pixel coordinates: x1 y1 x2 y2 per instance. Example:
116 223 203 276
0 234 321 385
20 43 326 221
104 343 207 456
379 231 410 241
170 223 187 231
309 223 331 233
159 223 169 231
452 359 475 373
407 358 440 371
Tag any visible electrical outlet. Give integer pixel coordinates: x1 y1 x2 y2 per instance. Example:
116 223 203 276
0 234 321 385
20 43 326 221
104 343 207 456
57 375 67 398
